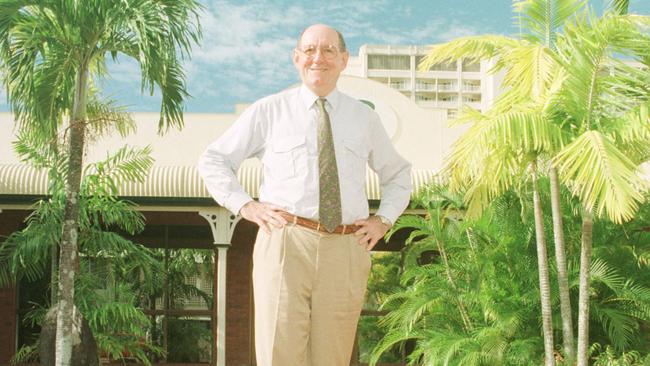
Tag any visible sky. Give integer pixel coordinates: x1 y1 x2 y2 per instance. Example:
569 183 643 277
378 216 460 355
2 0 650 113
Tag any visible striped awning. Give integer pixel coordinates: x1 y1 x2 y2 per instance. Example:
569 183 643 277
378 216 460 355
0 164 438 200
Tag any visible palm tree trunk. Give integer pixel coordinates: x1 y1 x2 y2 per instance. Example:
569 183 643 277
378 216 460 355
576 209 593 366
531 162 555 366
549 168 575 363
50 142 61 307
51 244 58 306
149 294 158 361
163 246 170 361
55 62 89 366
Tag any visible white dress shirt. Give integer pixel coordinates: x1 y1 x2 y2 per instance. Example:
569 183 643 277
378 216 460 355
198 84 412 225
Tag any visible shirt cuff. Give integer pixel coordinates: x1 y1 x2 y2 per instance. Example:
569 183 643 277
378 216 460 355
225 192 254 216
374 208 401 227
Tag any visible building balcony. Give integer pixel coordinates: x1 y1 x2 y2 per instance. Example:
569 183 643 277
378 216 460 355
415 83 436 91
462 97 481 103
389 81 411 91
437 100 460 108
460 71 481 78
367 69 411 78
462 101 482 109
417 70 458 79
437 84 458 92
415 100 437 108
462 84 481 92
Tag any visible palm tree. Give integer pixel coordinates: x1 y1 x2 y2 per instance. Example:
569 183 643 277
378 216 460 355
0 139 162 363
372 188 552 365
0 1 201 364
549 11 650 365
371 185 650 365
395 184 475 332
419 0 582 362
420 1 650 364
2 136 217 364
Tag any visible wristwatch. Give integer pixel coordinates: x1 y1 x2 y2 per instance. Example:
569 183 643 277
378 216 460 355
376 215 392 228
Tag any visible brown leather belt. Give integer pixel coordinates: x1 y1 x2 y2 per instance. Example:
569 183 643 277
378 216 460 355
279 212 360 235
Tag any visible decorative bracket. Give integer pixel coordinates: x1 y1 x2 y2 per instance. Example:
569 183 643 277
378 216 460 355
199 207 239 366
199 207 242 246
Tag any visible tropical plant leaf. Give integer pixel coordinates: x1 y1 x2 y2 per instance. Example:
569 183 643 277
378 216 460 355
513 0 587 44
418 35 520 72
554 130 646 223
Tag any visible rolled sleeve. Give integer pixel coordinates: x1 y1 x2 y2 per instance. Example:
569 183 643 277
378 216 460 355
198 103 265 215
367 112 412 224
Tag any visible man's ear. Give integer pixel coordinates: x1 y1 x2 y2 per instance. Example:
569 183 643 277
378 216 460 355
292 50 299 66
341 51 349 70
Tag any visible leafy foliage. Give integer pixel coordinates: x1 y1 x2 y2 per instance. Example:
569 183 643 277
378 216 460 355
370 185 650 365
0 0 202 135
0 2 202 360
592 344 650 366
0 142 181 364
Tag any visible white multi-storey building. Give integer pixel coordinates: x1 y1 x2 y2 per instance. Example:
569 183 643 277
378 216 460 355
343 44 504 119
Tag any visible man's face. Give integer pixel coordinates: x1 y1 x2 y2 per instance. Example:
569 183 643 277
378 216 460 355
293 25 348 96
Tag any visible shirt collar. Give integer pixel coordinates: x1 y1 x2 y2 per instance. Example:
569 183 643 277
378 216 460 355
298 84 340 112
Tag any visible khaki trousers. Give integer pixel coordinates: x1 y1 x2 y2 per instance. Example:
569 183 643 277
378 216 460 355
252 224 371 366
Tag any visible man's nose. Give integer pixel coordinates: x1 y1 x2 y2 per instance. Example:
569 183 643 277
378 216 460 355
312 48 326 62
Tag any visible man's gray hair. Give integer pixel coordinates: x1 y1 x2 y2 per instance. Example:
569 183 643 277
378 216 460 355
297 26 347 52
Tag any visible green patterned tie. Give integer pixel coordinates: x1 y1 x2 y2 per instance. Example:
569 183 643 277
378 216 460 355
317 98 342 232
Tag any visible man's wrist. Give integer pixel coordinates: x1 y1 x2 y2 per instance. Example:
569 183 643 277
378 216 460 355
375 215 392 228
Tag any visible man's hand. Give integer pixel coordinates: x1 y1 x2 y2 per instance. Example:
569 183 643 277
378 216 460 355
240 201 288 234
354 216 391 251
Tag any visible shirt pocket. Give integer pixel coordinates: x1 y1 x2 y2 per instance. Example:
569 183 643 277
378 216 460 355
341 138 368 184
268 134 307 179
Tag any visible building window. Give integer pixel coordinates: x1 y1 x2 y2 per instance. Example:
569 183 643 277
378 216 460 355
439 94 458 102
388 79 410 90
415 94 435 102
182 274 213 308
447 109 458 119
462 59 481 72
415 82 436 91
437 80 458 91
462 80 481 92
462 95 481 103
416 56 457 71
368 54 410 70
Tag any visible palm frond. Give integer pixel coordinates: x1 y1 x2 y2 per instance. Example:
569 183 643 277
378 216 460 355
513 0 587 44
497 44 561 101
418 35 520 72
82 145 153 197
591 305 638 351
9 343 39 365
553 130 646 223
85 96 137 139
555 13 650 128
0 207 61 286
590 258 625 290
607 0 629 15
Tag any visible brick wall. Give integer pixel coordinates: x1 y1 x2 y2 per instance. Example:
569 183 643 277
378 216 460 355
0 286 17 365
226 221 257 366
0 210 29 365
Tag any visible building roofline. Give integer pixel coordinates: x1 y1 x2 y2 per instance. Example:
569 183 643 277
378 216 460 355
0 164 439 202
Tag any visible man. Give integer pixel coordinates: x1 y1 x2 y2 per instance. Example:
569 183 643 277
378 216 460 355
198 24 411 366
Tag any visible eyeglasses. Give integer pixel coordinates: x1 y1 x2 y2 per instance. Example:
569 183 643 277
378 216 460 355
296 44 341 60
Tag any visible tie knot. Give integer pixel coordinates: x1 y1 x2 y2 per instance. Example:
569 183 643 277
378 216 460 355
317 97 327 109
